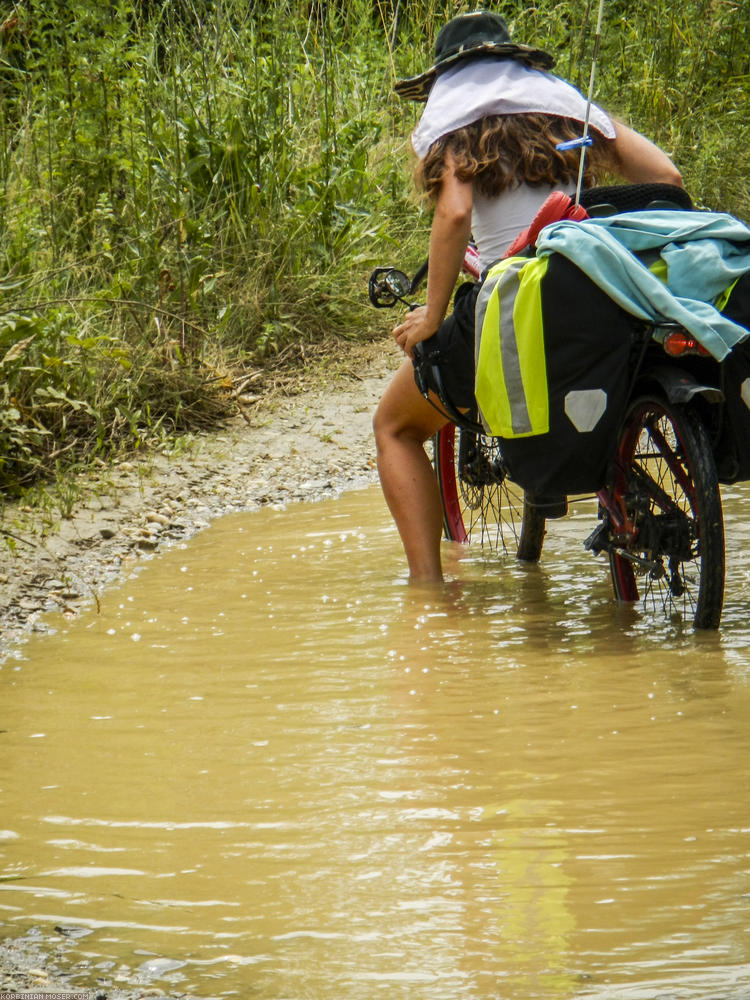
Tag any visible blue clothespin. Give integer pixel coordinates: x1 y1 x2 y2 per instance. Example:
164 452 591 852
555 136 594 151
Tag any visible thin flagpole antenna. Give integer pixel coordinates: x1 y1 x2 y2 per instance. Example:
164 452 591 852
574 0 606 205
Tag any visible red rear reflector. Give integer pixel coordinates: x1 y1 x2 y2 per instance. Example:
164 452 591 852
663 331 709 357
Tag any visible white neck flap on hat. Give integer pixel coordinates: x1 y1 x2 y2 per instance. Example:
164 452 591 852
411 58 616 159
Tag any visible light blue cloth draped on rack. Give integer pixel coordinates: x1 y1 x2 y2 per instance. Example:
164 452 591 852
535 210 750 360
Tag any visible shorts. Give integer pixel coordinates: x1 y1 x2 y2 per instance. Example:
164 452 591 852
413 281 479 411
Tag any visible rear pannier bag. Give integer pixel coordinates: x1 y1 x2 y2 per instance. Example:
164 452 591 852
475 253 635 496
714 272 750 483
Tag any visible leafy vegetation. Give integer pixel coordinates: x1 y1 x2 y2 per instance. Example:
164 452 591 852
0 0 748 497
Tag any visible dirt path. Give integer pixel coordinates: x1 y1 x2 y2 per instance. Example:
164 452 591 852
0 339 398 664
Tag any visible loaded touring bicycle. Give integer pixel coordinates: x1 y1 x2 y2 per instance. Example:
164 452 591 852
369 182 750 629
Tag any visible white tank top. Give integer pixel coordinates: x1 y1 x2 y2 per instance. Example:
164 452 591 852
472 183 574 272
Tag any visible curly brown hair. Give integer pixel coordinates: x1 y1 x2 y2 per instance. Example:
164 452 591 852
416 113 615 200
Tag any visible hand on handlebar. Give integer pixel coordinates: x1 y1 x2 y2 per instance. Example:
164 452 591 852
392 306 440 359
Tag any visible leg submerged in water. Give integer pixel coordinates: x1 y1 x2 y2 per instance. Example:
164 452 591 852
373 359 449 583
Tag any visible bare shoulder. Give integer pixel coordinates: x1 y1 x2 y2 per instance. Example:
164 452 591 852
608 120 683 187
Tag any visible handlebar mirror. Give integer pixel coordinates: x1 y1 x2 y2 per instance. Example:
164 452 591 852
368 267 412 308
384 269 410 298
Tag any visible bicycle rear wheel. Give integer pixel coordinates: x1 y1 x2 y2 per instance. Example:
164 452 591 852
433 424 545 561
607 396 724 628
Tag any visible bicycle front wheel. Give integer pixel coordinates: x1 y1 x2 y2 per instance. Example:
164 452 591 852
433 424 545 561
607 396 724 629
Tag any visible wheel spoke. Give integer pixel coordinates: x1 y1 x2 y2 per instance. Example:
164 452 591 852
434 426 545 561
606 398 724 628
643 415 695 501
630 461 691 520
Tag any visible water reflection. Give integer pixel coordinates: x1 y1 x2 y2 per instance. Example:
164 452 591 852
1 485 750 998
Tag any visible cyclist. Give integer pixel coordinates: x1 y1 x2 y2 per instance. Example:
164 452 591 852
373 9 683 583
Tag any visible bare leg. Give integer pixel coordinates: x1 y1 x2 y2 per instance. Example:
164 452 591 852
373 359 449 582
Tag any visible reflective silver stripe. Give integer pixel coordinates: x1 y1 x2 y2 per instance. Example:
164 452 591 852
475 258 528 367
476 259 532 435
474 269 504 368
498 263 533 435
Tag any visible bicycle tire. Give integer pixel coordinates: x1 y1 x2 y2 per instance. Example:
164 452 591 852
433 424 546 561
606 396 724 629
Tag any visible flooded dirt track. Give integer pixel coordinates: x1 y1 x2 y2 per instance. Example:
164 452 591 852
3 484 750 999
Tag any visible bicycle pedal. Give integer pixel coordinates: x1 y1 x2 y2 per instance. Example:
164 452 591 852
584 522 608 553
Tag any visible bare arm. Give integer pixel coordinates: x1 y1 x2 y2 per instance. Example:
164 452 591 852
393 157 473 358
606 121 683 186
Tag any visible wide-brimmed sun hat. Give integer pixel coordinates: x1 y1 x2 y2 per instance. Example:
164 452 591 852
395 10 555 102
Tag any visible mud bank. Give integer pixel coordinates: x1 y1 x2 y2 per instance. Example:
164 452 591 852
0 341 397 664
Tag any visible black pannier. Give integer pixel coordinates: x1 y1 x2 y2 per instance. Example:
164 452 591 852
714 272 750 483
495 255 635 497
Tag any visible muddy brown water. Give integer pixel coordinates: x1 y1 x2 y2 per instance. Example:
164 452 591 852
3 485 750 999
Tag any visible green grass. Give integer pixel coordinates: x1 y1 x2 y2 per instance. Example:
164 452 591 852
0 0 747 496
